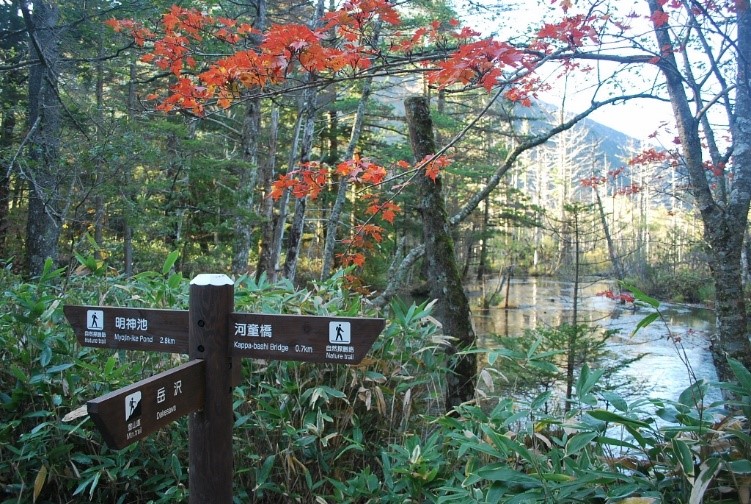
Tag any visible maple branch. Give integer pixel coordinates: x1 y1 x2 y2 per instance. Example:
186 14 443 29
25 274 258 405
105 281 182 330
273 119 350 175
191 113 242 137
5 117 39 179
0 41 139 71
546 51 656 66
369 242 425 308
696 84 736 126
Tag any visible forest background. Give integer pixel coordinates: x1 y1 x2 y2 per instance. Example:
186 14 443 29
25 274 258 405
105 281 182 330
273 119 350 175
3 0 751 502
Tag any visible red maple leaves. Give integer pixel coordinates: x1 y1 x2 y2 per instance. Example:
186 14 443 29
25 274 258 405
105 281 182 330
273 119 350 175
268 154 407 270
598 290 635 304
418 155 452 182
428 39 528 92
536 15 599 49
107 2 403 113
270 162 329 201
628 148 670 166
104 0 620 272
108 1 549 113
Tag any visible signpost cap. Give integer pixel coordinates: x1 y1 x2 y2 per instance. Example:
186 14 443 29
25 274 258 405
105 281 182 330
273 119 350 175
190 274 234 286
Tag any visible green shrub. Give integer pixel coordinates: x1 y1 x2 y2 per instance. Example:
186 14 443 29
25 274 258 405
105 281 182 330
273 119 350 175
2 256 749 503
636 266 713 304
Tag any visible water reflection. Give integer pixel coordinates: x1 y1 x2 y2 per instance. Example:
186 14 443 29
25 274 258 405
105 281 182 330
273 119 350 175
472 277 719 402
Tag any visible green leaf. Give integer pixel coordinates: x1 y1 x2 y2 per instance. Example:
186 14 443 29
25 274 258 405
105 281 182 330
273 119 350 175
39 258 65 283
39 346 53 367
528 359 560 374
11 364 28 383
364 371 386 383
601 391 628 412
531 390 552 410
89 470 102 500
566 431 598 456
678 379 708 409
728 357 751 396
631 312 659 337
526 336 543 359
168 272 183 289
477 466 541 487
606 483 640 500
171 453 183 480
532 472 575 482
622 282 660 308
689 458 720 504
488 348 522 366
576 364 604 399
162 250 180 275
255 455 275 489
104 356 116 377
587 410 650 428
304 385 348 406
46 362 74 374
728 459 751 475
673 438 694 476
595 436 641 451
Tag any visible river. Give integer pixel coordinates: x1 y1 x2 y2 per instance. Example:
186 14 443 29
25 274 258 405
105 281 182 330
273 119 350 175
471 277 719 404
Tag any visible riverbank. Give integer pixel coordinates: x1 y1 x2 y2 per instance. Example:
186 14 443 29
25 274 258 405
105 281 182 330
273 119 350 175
472 277 719 403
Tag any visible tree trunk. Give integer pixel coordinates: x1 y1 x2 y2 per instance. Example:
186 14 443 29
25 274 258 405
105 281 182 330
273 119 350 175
0 84 16 258
282 93 316 282
565 204 582 413
647 0 751 382
123 55 138 277
476 192 490 280
22 0 62 277
320 75 376 279
283 197 307 282
269 113 303 282
0 0 25 259
594 186 624 280
93 26 105 259
232 0 266 275
278 0 323 282
404 96 476 411
255 106 279 281
320 15 381 280
231 97 261 275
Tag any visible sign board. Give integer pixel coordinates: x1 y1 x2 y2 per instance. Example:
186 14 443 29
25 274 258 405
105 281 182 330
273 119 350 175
66 274 385 501
229 313 384 364
64 305 189 353
87 359 205 449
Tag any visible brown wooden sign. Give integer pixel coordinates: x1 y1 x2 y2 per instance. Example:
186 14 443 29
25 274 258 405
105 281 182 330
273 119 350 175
66 274 385 502
229 313 385 364
64 305 189 353
87 359 205 450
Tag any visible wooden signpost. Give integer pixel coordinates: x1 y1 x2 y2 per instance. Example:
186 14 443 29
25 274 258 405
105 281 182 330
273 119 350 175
86 360 205 449
64 274 384 503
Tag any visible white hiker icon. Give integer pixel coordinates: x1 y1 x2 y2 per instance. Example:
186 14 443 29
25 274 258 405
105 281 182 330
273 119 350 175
124 391 142 422
87 310 104 331
329 321 351 344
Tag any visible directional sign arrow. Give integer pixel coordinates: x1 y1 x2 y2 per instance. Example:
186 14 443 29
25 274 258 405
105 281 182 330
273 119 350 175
64 305 189 353
87 359 205 450
229 313 385 364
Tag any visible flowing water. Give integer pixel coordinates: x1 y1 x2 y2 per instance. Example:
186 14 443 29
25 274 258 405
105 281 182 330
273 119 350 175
471 277 719 403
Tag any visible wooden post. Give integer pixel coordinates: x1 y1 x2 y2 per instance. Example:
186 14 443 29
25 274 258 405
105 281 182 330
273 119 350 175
404 96 476 411
188 274 234 503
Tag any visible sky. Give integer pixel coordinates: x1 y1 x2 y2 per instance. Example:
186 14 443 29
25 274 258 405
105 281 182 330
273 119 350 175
451 0 677 144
